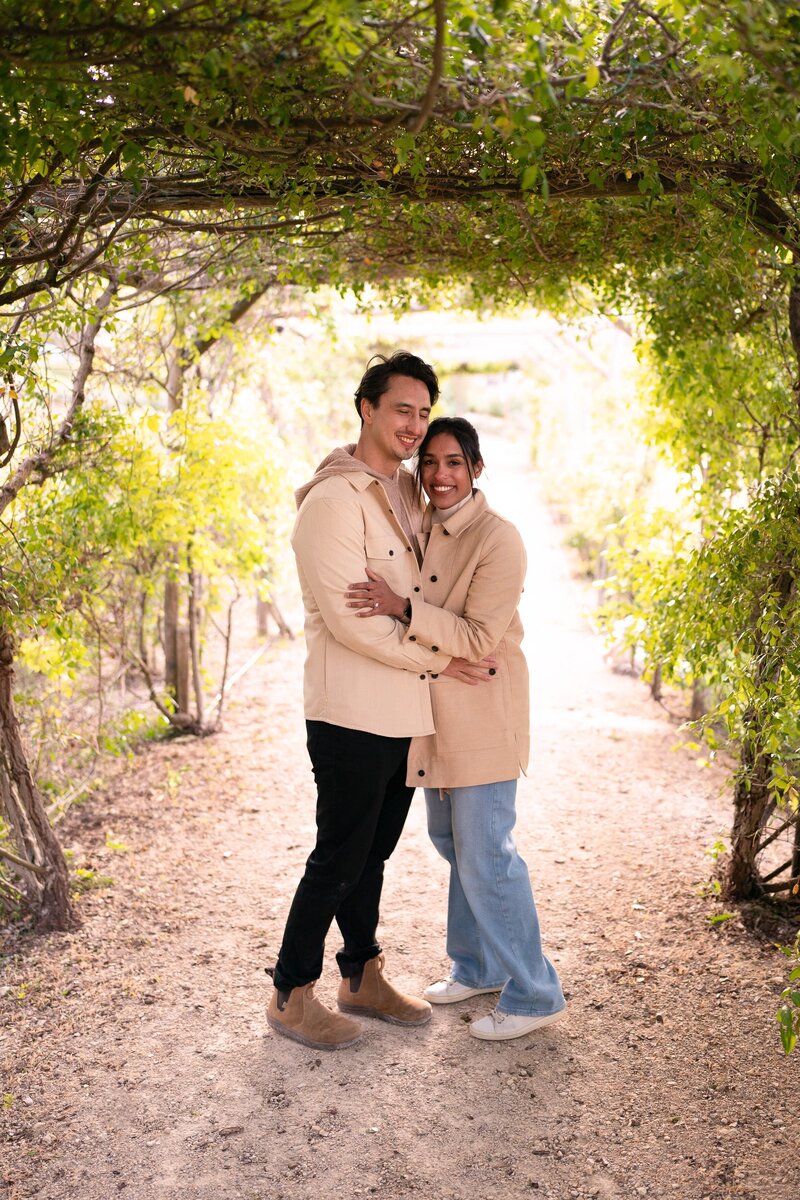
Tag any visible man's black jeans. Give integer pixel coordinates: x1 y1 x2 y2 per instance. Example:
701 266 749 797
272 720 414 992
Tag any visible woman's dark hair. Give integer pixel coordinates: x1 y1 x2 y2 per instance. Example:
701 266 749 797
354 351 440 421
415 416 484 491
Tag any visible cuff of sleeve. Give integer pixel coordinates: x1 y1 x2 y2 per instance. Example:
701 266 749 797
402 627 450 672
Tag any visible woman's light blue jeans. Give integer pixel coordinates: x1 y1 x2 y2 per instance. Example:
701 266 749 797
425 781 565 1017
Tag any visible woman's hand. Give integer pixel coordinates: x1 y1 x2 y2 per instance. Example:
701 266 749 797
345 567 408 620
442 656 497 685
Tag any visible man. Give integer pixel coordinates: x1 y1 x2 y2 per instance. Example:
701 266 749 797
267 351 492 1050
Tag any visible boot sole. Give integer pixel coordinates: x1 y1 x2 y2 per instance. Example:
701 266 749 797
337 1002 432 1027
267 1014 361 1050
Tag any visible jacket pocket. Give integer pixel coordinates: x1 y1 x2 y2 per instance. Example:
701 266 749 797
365 535 405 562
364 534 409 593
431 666 509 752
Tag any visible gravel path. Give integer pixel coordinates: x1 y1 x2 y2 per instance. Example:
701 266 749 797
2 428 798 1200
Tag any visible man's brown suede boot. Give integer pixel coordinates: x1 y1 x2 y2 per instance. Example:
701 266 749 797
337 954 432 1026
267 982 362 1050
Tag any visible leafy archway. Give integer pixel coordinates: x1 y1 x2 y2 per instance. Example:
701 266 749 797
2 2 800 926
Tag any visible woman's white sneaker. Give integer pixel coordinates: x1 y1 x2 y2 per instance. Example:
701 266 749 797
469 1006 566 1040
423 977 502 1005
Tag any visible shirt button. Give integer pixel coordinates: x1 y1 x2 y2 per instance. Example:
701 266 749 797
389 549 394 556
406 546 412 552
418 769 425 777
430 575 438 582
443 529 450 536
413 586 420 593
432 645 439 652
409 635 416 641
431 673 438 679
419 674 426 680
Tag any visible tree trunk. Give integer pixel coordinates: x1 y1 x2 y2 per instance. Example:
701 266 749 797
0 628 76 930
791 812 800 885
188 566 204 727
725 278 800 901
0 289 113 930
725 727 773 900
256 595 269 638
256 568 293 640
163 319 185 705
161 289 269 727
788 277 800 393
175 625 191 717
164 572 180 701
256 595 294 639
690 679 711 721
724 562 795 900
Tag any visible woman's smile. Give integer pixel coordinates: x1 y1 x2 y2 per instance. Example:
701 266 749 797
421 432 482 509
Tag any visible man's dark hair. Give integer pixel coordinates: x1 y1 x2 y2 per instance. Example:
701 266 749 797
415 416 484 493
354 351 440 421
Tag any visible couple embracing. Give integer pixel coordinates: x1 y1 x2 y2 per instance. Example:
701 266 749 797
267 351 565 1047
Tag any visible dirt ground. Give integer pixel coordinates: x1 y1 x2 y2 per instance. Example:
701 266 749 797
2 428 798 1200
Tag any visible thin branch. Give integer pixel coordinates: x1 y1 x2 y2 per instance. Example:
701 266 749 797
352 3 435 79
187 558 205 729
46 758 100 825
0 845 46 876
6 3 247 49
206 635 274 720
601 0 641 69
0 381 22 468
762 856 795 884
0 280 117 517
124 644 196 731
761 874 800 894
407 0 447 135
0 163 63 233
755 811 799 856
0 875 28 906
210 591 239 730
192 284 269 359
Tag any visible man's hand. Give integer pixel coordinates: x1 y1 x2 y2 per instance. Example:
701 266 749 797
441 656 497 686
345 567 407 619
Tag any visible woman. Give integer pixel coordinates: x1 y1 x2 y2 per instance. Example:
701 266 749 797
345 416 565 1041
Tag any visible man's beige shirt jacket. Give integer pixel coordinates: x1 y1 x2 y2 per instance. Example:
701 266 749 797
291 467 452 738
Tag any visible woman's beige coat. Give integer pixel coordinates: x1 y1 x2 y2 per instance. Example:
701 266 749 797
405 489 529 788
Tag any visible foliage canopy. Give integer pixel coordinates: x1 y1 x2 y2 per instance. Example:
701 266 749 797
2 2 800 995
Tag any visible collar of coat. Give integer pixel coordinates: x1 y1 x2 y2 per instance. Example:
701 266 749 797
343 466 415 493
422 488 487 538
